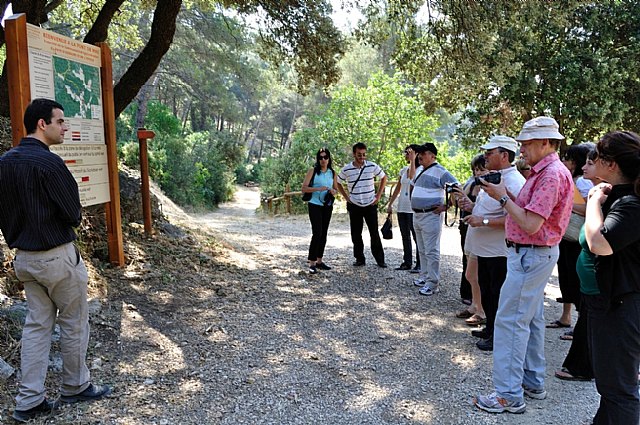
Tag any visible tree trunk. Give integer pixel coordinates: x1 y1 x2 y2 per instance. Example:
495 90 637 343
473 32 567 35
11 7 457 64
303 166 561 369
113 0 182 118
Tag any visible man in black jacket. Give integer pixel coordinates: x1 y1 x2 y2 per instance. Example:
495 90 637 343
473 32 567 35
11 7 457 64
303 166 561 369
0 98 111 423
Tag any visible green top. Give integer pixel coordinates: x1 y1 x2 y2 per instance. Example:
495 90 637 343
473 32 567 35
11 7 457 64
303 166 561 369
576 224 599 295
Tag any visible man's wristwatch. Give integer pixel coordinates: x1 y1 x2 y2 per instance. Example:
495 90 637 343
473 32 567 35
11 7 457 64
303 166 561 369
499 195 510 207
482 218 489 226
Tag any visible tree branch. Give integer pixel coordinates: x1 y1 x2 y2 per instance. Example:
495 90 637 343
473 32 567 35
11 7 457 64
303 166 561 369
83 0 126 44
113 0 182 118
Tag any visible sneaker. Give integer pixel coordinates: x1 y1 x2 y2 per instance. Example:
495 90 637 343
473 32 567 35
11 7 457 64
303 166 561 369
418 285 439 296
316 263 332 270
522 384 547 400
61 383 112 404
309 265 317 274
474 392 526 414
12 399 59 423
413 279 426 287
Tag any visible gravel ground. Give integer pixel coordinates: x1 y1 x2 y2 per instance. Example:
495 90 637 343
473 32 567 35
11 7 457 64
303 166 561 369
0 186 599 424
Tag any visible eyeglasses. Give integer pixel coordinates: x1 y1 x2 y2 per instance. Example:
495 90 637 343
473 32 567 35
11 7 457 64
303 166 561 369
319 155 329 160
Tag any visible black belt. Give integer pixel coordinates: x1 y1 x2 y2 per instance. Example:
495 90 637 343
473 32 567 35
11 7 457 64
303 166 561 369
413 207 437 213
505 240 550 251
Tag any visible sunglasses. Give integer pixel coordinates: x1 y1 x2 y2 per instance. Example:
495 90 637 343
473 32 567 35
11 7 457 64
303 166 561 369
319 155 329 160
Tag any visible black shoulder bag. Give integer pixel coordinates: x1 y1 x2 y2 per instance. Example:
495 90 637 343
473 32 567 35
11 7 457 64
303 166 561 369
302 171 316 202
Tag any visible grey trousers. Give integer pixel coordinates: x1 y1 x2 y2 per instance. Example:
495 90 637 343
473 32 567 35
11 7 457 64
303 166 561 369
14 242 91 410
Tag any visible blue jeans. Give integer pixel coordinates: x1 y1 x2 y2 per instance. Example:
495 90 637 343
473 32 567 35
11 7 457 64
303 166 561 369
493 245 559 403
412 212 443 287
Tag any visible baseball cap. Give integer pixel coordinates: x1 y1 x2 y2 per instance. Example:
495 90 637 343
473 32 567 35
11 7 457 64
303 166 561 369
480 135 519 153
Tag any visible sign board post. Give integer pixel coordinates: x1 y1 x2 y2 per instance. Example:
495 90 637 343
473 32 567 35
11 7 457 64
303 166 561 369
4 14 124 266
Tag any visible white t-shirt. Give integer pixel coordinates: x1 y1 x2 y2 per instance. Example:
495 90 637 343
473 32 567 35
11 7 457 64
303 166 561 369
465 166 526 257
397 166 413 213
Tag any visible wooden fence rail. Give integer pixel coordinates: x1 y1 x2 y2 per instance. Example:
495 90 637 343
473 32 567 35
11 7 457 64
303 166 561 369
262 181 399 214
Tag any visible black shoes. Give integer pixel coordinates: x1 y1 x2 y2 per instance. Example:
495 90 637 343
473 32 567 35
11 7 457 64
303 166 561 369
60 383 112 404
476 337 494 351
12 399 59 423
377 262 388 268
395 263 411 270
410 265 420 274
353 260 366 267
309 265 317 274
316 263 332 270
471 328 489 339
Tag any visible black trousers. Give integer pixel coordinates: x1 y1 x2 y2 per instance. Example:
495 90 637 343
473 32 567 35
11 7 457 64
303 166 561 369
459 222 472 300
347 203 385 264
397 212 419 267
477 256 507 337
557 239 582 304
561 297 593 378
307 203 333 261
586 293 640 425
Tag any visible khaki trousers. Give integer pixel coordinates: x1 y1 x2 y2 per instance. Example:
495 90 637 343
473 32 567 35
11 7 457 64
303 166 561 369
14 242 91 410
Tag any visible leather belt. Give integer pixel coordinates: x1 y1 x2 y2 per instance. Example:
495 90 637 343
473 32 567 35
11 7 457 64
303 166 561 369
505 239 550 252
412 206 437 213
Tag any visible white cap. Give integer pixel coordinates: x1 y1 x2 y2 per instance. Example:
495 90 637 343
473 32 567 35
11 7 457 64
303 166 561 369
480 135 519 153
516 116 564 141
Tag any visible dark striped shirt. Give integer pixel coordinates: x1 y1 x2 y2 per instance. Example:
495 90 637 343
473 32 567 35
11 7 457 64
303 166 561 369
0 137 81 251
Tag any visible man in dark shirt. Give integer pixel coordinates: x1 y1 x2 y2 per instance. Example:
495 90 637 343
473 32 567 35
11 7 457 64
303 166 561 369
0 99 111 423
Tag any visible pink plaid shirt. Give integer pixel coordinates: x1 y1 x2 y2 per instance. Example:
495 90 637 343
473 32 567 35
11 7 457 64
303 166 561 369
505 152 573 246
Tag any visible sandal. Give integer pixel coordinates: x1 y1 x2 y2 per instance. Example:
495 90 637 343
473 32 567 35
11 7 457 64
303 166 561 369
560 330 574 341
455 309 474 319
546 320 571 328
465 314 486 326
555 367 591 381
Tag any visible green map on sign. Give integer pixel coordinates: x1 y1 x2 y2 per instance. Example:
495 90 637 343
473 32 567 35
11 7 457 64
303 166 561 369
53 56 101 119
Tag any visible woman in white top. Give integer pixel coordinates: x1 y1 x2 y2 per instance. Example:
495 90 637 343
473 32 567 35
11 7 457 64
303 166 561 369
387 145 421 271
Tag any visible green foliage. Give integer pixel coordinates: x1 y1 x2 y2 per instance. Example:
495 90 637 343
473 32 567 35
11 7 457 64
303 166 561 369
146 131 241 207
360 0 640 147
259 71 442 199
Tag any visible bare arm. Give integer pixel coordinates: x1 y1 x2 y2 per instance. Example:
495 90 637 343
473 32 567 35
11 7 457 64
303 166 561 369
386 175 403 213
374 174 387 205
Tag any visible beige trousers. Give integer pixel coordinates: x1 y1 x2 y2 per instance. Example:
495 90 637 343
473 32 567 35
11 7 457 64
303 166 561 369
14 242 91 410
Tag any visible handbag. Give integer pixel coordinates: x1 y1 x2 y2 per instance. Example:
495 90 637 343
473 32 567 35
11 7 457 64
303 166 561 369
324 192 335 207
380 213 393 240
563 212 584 242
302 171 316 202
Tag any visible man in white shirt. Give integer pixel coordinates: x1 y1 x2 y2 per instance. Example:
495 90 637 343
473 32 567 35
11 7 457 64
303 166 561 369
458 136 526 351
337 142 388 267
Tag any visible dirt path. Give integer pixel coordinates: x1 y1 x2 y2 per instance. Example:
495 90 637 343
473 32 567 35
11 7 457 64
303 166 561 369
144 185 597 425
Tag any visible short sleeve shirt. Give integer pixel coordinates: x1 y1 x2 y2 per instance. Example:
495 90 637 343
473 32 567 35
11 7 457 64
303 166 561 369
465 167 526 257
397 166 413 213
505 152 573 245
338 160 385 207
595 185 640 302
410 163 458 210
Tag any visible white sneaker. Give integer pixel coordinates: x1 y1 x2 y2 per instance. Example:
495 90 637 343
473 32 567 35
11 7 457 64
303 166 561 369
413 279 426 287
419 285 439 296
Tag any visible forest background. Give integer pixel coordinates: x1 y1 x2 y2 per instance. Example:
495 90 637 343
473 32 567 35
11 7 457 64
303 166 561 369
0 0 639 211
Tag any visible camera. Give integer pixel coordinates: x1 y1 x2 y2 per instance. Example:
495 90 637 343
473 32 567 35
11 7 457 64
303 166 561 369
445 182 460 193
475 171 501 186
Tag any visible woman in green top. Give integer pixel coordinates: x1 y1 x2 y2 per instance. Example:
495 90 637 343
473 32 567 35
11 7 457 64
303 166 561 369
555 149 602 381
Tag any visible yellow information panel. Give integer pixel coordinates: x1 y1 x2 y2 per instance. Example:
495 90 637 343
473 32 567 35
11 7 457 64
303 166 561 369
25 24 109 206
